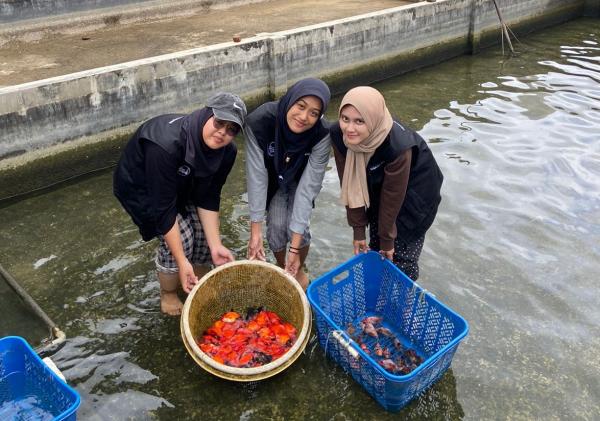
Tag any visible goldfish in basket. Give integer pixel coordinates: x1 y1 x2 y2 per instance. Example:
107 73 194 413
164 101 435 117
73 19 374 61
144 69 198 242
345 315 424 375
198 307 297 368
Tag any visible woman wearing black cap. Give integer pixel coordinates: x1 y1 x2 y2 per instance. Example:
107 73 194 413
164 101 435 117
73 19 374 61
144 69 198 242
244 78 331 289
113 92 247 315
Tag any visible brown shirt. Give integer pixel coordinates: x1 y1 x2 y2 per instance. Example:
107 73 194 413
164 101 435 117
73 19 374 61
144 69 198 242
333 145 412 251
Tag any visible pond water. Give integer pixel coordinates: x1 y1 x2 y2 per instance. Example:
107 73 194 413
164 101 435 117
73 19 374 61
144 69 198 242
1 17 599 420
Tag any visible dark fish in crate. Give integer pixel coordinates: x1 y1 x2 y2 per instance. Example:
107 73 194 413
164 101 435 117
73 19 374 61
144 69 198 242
376 327 394 337
405 348 423 365
382 347 391 359
378 359 400 373
394 358 412 375
361 322 378 338
362 316 383 326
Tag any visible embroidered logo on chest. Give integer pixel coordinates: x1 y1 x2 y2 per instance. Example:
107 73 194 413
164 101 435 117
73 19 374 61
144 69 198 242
369 162 384 171
267 142 275 157
177 165 191 177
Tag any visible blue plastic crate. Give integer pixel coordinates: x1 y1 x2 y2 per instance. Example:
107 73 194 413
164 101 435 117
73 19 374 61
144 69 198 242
0 336 80 420
307 252 468 412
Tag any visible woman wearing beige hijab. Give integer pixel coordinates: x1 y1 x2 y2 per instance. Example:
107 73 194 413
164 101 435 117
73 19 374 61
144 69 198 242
331 86 443 280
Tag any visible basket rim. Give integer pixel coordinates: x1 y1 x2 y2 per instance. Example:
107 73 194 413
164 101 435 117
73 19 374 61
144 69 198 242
181 259 311 377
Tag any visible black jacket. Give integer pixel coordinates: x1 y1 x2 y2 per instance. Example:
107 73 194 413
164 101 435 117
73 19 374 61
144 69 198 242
331 119 443 244
113 113 236 241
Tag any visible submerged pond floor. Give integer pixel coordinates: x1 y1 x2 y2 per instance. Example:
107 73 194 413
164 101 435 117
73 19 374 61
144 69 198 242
1 17 599 420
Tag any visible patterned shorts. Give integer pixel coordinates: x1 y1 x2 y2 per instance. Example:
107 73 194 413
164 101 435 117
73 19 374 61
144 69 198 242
155 205 212 273
266 183 311 253
369 223 425 281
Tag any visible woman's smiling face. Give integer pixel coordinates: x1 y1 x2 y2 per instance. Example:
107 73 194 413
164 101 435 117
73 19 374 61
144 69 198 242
202 116 237 149
286 95 322 134
339 104 369 145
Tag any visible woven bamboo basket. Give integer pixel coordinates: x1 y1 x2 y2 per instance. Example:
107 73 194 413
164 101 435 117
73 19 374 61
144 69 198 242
180 260 311 382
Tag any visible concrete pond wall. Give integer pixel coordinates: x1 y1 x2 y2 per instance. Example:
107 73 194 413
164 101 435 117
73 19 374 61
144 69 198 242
0 0 271 24
0 0 597 200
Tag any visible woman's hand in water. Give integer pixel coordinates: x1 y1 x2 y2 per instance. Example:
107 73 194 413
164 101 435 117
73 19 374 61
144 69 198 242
353 239 369 255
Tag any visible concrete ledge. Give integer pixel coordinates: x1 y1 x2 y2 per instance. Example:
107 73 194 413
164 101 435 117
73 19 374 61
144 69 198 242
0 0 589 199
0 0 273 27
0 40 273 158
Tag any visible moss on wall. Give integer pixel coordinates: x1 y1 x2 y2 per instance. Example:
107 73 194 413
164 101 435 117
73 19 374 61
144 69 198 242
0 90 271 205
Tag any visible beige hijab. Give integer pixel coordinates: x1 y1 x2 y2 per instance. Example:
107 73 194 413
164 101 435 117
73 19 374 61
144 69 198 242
339 86 393 208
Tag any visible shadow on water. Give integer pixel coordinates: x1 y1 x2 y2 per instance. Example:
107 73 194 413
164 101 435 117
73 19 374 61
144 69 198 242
1 17 600 420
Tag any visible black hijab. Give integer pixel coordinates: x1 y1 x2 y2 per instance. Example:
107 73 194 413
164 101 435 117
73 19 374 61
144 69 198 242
273 78 331 191
181 107 225 178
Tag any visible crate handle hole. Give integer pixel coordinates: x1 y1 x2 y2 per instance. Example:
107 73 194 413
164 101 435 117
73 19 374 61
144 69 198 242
332 270 349 285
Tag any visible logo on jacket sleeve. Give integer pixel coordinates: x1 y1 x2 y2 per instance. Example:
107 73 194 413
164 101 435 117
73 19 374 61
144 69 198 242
267 142 275 157
177 165 191 177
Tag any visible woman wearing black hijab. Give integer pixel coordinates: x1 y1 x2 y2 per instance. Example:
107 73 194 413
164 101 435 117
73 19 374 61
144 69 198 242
114 92 247 315
245 78 331 289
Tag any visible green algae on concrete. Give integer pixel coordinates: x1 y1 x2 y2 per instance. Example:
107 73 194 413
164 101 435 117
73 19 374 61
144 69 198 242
0 90 271 204
0 133 127 206
321 37 472 97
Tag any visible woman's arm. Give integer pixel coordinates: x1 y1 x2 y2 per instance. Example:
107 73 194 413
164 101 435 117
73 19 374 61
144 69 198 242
289 134 331 235
163 219 198 292
378 149 412 252
332 144 368 243
245 126 269 223
197 208 235 266
244 126 269 260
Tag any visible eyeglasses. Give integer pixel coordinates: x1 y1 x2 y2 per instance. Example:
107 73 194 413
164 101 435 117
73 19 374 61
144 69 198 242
213 118 241 137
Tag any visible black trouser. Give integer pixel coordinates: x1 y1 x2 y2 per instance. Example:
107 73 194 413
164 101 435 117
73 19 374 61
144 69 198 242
368 223 425 281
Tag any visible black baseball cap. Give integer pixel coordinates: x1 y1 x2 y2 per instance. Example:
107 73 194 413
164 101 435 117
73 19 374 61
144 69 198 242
206 92 247 131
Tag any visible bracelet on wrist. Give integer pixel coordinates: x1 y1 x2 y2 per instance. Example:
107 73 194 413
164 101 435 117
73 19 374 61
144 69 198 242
289 245 301 251
288 248 299 254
